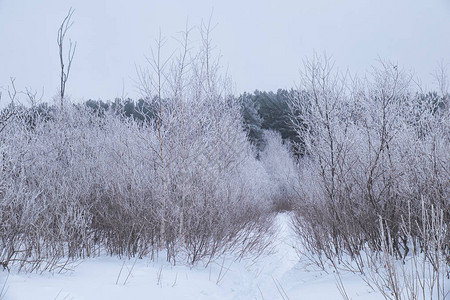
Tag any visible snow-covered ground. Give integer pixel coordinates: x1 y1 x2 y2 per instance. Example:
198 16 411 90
1 214 383 299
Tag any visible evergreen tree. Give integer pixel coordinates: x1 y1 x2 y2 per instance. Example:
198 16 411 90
239 92 265 152
239 89 303 156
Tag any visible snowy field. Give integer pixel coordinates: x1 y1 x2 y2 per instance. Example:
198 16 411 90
1 214 382 300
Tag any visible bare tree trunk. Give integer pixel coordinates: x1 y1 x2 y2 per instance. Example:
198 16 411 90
57 7 76 108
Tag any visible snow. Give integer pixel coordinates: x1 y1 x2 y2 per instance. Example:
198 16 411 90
1 213 382 300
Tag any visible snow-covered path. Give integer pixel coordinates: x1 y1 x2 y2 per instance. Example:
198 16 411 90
1 213 380 299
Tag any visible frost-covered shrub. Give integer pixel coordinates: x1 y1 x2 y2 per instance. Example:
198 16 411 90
0 25 274 271
290 55 450 260
0 99 274 270
259 130 298 212
289 56 450 300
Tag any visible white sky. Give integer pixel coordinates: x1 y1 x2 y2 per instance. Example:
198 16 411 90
1 0 449 102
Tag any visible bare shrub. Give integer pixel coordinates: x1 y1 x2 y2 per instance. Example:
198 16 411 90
291 54 449 255
0 21 274 272
133 20 275 264
290 54 449 298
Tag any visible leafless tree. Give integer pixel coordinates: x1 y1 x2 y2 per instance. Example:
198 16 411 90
57 7 76 108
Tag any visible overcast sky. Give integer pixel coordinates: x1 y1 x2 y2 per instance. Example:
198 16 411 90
1 0 449 102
